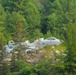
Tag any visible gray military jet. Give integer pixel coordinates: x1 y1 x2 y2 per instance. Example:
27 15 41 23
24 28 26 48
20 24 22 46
23 37 62 53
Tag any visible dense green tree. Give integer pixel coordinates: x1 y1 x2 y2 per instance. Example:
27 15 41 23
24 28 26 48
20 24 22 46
1 0 41 39
19 1 41 39
64 24 76 74
47 13 58 35
53 0 76 37
0 4 6 24
41 0 55 16
0 4 10 42
31 29 43 42
41 17 49 34
0 33 7 75
32 0 44 13
0 0 29 13
0 4 6 32
0 0 76 74
0 5 9 73
41 0 76 37
5 11 28 40
24 1 41 31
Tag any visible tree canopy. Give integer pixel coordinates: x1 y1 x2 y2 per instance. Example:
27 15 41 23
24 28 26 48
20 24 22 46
0 0 76 75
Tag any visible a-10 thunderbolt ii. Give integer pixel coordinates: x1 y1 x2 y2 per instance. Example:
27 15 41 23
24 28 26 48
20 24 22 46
23 37 63 53
4 37 63 54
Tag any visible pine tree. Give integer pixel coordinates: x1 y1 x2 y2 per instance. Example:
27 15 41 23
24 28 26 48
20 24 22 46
24 1 41 32
0 33 7 75
5 11 28 39
64 24 76 74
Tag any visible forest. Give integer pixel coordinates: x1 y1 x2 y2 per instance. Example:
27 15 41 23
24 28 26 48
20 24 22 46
0 0 76 75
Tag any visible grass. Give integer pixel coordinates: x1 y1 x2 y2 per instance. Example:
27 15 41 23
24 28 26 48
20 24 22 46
41 44 66 51
54 44 66 51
